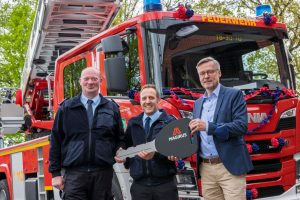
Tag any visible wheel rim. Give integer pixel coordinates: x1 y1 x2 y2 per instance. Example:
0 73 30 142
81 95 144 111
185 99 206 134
0 189 7 200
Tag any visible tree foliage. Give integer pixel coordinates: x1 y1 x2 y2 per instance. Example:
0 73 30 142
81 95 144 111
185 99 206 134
0 0 36 146
2 133 25 147
0 0 37 88
112 0 141 26
112 0 197 24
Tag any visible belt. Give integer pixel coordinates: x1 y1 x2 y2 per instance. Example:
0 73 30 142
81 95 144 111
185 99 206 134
202 157 222 164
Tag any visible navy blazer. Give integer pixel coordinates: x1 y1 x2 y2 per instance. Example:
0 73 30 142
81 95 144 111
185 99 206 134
193 85 253 176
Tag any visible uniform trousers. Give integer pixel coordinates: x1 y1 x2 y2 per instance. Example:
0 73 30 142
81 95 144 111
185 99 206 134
130 179 178 200
63 167 113 200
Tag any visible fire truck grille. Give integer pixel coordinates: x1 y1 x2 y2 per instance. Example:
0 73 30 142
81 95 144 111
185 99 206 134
249 159 281 174
247 177 280 184
276 117 296 130
247 140 282 154
256 186 284 198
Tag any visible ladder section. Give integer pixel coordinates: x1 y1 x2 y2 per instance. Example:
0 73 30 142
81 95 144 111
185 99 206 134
21 0 121 97
37 146 47 200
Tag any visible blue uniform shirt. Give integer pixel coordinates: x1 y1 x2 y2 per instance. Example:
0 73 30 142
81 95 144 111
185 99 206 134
80 94 101 114
143 110 162 130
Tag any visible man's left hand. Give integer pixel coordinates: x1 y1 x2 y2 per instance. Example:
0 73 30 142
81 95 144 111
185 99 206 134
114 148 126 163
189 118 206 134
138 151 155 160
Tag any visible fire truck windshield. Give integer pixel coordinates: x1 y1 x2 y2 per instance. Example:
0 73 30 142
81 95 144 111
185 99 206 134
142 21 294 93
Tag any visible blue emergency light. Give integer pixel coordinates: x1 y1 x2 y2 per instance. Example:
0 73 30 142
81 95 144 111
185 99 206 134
256 4 272 16
144 0 162 12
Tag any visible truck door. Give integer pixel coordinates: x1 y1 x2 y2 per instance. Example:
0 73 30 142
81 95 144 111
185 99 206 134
53 52 93 112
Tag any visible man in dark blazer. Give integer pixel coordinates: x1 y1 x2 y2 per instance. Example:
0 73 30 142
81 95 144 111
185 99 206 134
189 57 253 200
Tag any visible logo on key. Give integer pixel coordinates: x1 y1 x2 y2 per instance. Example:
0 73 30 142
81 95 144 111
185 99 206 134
169 127 187 142
173 127 182 136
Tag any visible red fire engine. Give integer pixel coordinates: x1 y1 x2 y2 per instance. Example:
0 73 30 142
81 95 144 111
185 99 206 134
0 0 299 200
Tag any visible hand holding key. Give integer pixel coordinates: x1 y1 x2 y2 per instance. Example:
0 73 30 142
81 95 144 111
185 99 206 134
189 118 206 134
138 151 155 160
114 148 126 163
116 118 197 160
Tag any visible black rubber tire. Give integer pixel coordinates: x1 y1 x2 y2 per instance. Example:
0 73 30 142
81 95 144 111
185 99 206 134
111 172 123 200
0 180 10 200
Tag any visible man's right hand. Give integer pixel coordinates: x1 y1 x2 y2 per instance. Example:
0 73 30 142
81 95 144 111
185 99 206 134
138 150 155 160
52 176 64 190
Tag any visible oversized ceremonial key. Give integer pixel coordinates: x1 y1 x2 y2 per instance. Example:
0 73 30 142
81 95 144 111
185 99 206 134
117 140 156 159
117 118 197 159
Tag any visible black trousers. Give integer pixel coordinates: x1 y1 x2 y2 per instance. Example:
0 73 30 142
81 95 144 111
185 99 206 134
63 168 113 200
130 179 179 200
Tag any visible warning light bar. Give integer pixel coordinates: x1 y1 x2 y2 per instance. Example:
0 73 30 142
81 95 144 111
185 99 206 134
144 0 162 12
256 4 272 16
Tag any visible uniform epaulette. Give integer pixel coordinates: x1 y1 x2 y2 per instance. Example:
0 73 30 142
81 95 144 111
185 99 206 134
110 98 120 108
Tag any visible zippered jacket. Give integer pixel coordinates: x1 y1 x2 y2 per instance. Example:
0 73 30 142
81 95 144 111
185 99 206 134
49 94 125 177
125 110 177 185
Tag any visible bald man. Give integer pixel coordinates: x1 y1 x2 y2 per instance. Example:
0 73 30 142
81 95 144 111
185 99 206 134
49 67 125 200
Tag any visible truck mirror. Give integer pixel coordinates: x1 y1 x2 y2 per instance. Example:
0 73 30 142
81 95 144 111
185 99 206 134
102 35 123 53
104 57 128 93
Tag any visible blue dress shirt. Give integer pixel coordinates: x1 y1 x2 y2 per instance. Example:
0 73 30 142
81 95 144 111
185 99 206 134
200 84 221 158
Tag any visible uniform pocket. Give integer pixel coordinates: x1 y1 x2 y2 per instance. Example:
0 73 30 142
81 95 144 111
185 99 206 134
63 141 84 166
96 109 114 128
95 140 114 165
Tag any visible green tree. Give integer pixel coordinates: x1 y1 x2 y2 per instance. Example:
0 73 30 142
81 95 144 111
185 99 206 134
112 0 141 26
0 0 37 88
112 0 198 24
193 0 300 89
3 133 26 146
0 0 37 147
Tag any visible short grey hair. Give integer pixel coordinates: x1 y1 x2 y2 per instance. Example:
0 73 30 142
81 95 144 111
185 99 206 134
196 57 220 71
80 67 100 78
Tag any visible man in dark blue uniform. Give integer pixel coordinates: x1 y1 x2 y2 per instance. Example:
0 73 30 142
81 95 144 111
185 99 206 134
115 84 179 200
49 67 125 200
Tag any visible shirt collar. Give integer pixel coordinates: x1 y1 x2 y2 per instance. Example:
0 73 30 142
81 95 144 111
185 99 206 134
203 83 221 98
143 110 161 122
81 94 100 105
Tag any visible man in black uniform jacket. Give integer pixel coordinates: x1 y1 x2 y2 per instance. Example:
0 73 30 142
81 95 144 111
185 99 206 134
49 67 125 200
115 84 179 200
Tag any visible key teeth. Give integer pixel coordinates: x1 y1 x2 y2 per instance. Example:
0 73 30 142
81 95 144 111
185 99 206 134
117 141 156 159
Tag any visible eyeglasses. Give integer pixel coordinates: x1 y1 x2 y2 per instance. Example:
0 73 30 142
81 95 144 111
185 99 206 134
198 69 218 77
82 77 99 82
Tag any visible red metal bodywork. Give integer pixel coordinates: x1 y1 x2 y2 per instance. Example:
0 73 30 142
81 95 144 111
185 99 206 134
0 155 12 199
23 149 38 174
